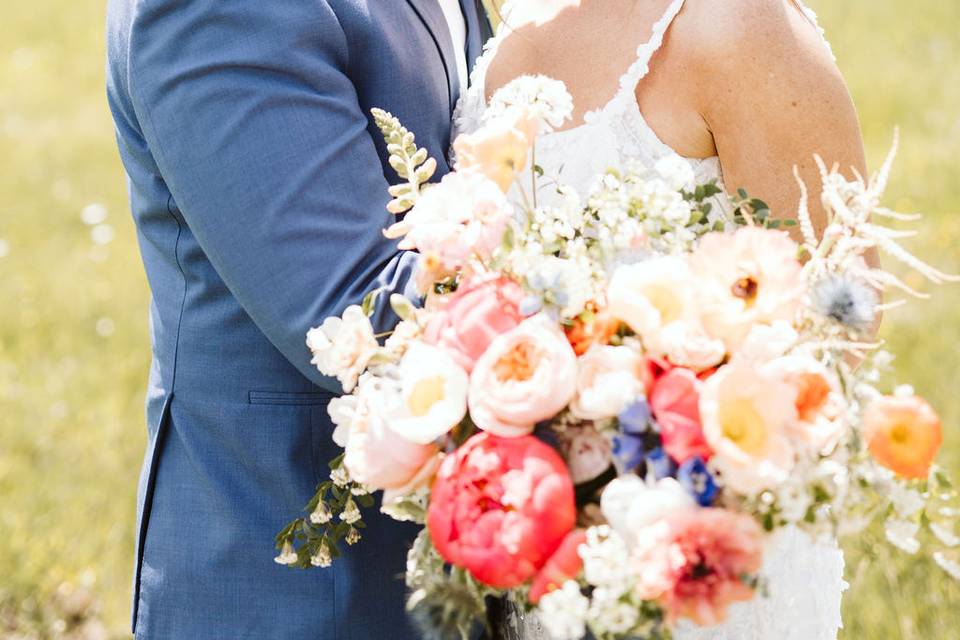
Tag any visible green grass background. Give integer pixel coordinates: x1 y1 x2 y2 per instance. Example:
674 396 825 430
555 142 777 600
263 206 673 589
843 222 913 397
0 1 957 637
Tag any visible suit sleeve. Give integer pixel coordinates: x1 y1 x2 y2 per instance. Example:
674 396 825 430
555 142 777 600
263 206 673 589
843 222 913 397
126 1 421 390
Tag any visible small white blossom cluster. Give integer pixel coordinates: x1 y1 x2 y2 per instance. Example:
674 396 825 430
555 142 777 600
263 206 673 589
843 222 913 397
485 74 574 131
538 581 590 640
538 526 646 639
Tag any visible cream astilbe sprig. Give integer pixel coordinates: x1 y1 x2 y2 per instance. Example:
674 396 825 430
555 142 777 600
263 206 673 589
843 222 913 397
371 108 438 215
799 133 960 329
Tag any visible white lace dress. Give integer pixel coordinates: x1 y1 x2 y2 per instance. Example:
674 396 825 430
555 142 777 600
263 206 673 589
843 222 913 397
453 1 847 638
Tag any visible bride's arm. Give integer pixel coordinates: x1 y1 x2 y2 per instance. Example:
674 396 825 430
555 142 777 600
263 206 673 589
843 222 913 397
692 0 867 240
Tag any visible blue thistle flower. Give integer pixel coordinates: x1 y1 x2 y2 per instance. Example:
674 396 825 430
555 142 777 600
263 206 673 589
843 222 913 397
811 275 879 331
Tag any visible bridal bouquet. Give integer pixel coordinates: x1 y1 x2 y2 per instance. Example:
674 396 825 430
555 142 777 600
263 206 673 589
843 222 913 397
276 76 959 640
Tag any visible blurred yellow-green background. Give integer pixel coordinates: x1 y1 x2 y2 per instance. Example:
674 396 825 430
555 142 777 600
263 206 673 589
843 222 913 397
1 1 958 638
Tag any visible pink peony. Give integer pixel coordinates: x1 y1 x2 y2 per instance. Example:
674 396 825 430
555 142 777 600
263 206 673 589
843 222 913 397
423 276 526 373
633 508 765 626
649 367 713 465
529 529 587 604
427 433 577 588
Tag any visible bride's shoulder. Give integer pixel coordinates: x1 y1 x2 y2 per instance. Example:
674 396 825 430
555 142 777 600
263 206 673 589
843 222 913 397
673 0 835 82
674 0 833 70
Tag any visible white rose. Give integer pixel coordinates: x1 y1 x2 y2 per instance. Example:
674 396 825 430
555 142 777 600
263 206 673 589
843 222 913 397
570 345 644 420
307 305 379 392
600 475 696 546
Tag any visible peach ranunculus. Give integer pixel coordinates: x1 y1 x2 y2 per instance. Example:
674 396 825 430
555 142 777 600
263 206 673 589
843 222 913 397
422 276 526 373
690 227 804 351
699 357 798 496
468 314 578 437
632 508 765 626
564 304 622 356
569 345 645 421
453 110 539 192
529 529 588 604
427 433 577 588
863 394 942 479
336 375 439 491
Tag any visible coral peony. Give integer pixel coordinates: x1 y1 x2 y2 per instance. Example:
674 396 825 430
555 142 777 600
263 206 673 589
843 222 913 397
690 227 804 351
423 276 526 373
649 367 713 465
529 529 588 604
468 315 578 437
427 433 577 588
864 395 942 479
633 508 764 626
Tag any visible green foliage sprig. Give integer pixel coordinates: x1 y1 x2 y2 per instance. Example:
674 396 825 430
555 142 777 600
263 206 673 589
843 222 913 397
274 454 374 569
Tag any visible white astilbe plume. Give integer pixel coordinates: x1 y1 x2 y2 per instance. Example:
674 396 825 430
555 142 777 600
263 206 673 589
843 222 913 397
801 132 960 314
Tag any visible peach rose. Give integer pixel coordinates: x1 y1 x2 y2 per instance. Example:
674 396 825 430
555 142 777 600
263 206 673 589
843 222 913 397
468 315 578 437
864 395 942 479
423 276 526 373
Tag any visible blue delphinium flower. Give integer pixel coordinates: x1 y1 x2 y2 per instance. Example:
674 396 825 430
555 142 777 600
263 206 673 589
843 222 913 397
678 456 719 506
645 447 677 481
811 274 879 331
612 398 654 473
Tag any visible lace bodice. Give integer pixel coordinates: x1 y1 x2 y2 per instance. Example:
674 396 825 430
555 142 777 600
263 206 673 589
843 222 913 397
455 2 846 638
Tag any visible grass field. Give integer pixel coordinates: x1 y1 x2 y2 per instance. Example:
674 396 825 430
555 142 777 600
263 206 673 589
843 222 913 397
0 1 958 638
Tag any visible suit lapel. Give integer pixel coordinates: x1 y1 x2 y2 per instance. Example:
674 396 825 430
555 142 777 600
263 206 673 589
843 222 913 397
461 0 493 78
405 0 459 112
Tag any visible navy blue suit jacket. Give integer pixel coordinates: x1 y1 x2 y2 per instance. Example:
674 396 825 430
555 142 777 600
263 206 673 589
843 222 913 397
105 1 488 637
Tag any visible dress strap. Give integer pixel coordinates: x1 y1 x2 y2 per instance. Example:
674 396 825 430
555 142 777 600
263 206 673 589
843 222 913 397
617 0 687 93
792 0 836 61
